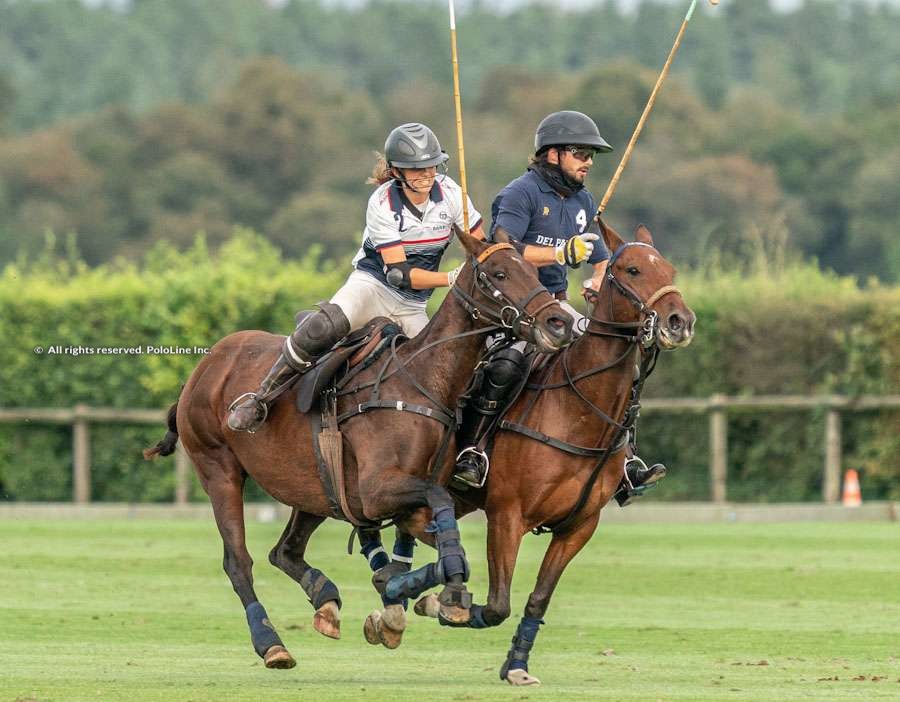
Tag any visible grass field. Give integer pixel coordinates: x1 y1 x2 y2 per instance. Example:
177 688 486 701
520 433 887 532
2 515 899 702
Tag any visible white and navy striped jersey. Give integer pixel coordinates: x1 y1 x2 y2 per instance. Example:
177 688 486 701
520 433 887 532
351 176 482 303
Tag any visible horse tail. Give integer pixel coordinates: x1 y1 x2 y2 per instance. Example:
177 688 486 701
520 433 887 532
143 388 182 460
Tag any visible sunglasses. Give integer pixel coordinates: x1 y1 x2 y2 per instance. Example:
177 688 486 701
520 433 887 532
562 146 598 162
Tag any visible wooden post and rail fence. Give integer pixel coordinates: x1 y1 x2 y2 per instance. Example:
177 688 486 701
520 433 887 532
1 395 898 505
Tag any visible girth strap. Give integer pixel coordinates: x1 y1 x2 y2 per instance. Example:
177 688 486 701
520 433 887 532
534 427 628 536
337 400 455 428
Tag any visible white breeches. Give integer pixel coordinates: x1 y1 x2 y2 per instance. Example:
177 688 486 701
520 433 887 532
330 270 430 338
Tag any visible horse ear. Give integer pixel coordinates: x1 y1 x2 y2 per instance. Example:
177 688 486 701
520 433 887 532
635 223 654 246
493 228 510 244
454 224 487 257
596 217 625 253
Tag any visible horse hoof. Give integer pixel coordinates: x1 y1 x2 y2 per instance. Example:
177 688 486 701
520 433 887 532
363 610 382 645
378 604 406 650
263 645 296 669
438 602 471 625
414 594 440 618
313 600 341 640
505 669 541 686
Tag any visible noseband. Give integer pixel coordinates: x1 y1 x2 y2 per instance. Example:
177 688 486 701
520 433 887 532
451 242 561 335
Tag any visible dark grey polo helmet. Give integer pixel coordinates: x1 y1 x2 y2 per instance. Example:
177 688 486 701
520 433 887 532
534 111 613 154
385 123 450 169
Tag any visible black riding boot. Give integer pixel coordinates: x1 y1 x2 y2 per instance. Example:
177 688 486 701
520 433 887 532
227 302 350 433
453 412 494 489
227 354 298 433
614 455 667 506
453 347 528 489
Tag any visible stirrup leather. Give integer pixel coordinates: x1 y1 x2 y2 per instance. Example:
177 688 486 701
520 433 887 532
453 447 490 488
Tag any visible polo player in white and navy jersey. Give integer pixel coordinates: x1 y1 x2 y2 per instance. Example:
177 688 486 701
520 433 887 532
341 169 482 336
228 122 481 434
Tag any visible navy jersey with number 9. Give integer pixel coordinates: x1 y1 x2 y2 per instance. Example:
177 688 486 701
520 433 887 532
489 170 609 294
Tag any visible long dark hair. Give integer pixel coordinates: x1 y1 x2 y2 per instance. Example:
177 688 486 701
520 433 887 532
528 148 554 166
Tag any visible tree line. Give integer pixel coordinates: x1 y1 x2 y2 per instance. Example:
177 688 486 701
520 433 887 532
0 0 898 282
2 0 898 131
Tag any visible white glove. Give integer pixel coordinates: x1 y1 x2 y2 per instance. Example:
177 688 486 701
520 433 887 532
446 262 465 287
555 233 599 268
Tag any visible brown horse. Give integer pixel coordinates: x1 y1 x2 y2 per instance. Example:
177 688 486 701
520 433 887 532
413 221 695 685
144 229 573 669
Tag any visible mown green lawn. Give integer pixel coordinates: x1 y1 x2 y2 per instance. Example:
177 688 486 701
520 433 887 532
2 516 898 701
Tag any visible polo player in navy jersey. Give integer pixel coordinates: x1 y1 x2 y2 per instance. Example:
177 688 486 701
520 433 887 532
452 111 666 504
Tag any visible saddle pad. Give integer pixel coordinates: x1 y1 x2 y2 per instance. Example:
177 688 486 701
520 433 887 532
295 317 401 414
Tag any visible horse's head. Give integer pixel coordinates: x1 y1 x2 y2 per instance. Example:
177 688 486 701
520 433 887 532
586 221 695 350
454 227 574 353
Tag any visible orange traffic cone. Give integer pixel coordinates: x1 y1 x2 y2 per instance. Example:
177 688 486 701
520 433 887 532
842 468 862 507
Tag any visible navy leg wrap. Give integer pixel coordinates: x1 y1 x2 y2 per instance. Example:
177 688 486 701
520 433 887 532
392 531 416 562
467 605 490 629
439 603 490 629
429 504 469 582
382 591 406 609
299 568 342 610
384 562 440 601
246 601 284 657
500 616 543 679
381 531 416 608
359 533 390 572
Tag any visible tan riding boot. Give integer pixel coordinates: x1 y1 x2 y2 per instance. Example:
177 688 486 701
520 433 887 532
227 354 298 433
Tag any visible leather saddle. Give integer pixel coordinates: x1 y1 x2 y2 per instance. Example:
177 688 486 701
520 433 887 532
295 315 403 414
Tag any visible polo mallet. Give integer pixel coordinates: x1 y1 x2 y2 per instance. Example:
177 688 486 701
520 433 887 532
597 0 720 216
448 0 472 236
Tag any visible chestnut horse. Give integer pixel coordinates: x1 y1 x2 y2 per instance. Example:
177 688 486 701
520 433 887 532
144 229 573 669
414 222 695 685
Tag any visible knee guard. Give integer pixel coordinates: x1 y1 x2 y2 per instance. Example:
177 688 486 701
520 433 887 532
472 347 528 416
457 347 529 460
283 302 350 371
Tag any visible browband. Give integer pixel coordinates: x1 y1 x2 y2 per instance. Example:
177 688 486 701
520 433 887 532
476 242 515 263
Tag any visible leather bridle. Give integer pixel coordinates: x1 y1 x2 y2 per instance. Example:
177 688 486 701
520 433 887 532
587 242 683 348
450 242 562 338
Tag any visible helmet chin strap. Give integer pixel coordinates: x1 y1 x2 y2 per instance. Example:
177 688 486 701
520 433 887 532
392 168 428 194
392 166 442 196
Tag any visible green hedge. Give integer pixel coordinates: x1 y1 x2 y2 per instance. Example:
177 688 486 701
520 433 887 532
640 266 900 501
0 230 346 502
1 233 897 502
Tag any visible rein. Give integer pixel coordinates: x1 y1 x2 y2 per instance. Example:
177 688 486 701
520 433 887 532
502 241 679 535
333 243 562 482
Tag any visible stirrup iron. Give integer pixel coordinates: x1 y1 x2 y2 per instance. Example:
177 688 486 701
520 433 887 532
614 456 665 507
227 392 268 434
453 447 490 488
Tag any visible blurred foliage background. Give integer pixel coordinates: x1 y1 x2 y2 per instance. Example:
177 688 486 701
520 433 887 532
1 0 898 281
0 0 897 502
